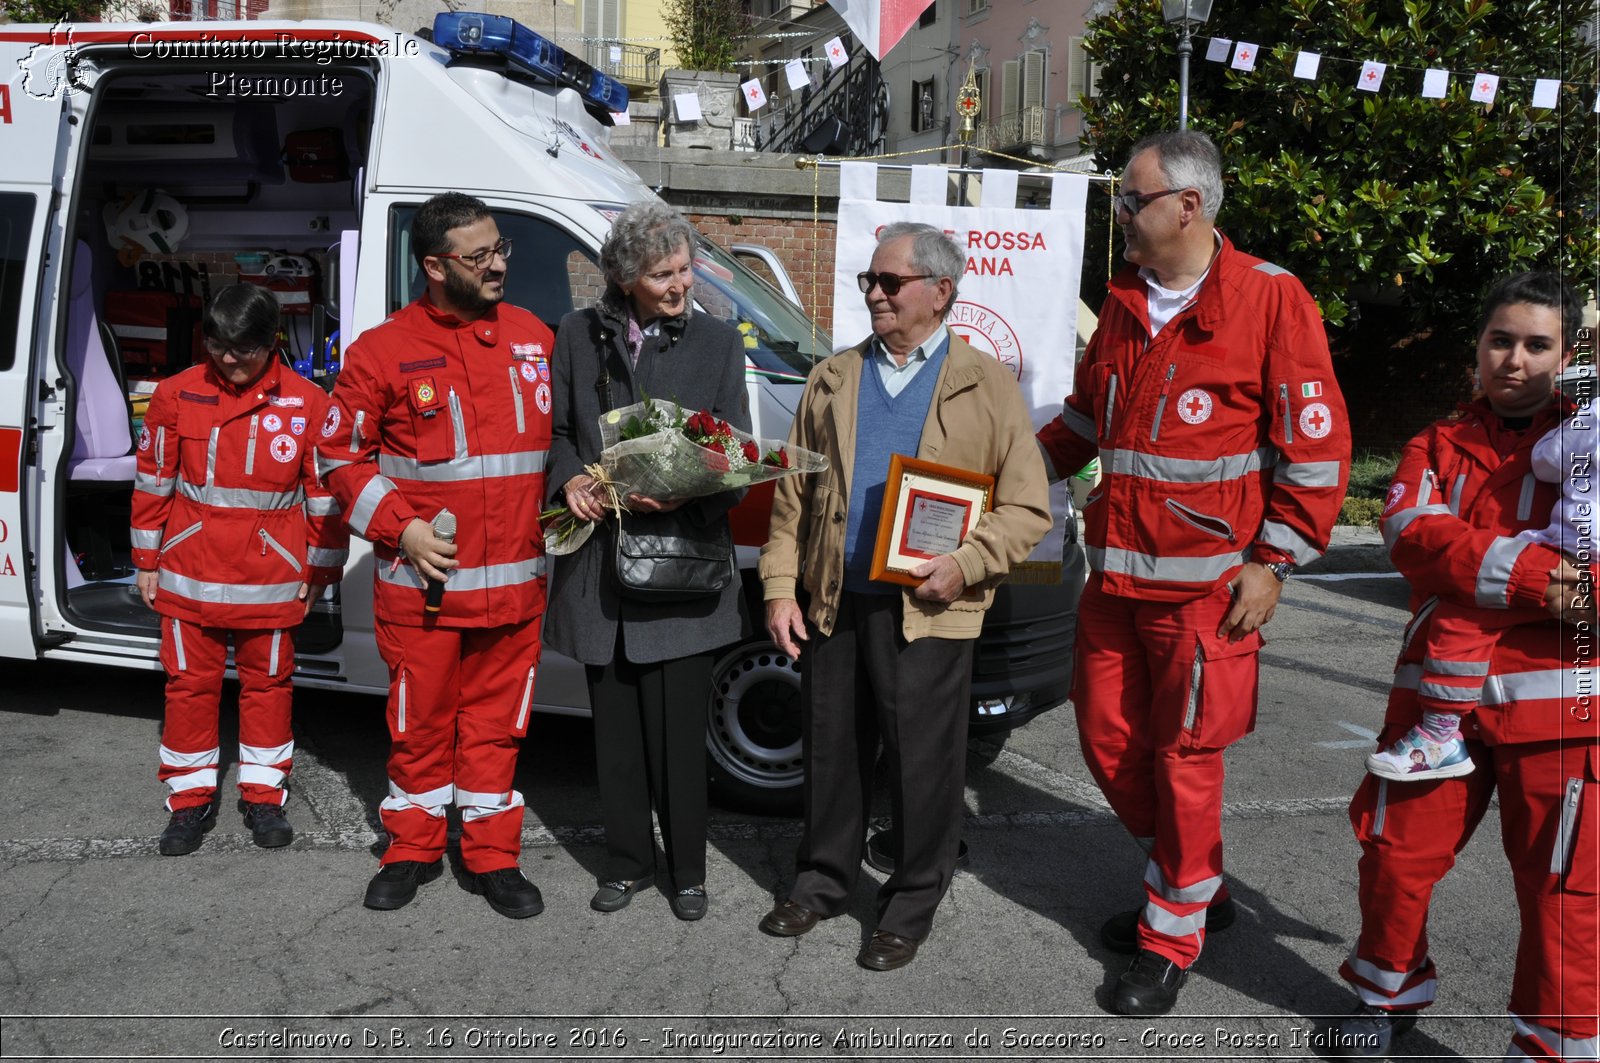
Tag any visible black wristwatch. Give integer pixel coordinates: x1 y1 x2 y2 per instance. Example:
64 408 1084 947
1265 560 1294 582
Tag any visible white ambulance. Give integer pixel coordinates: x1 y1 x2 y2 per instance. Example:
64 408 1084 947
0 12 1083 811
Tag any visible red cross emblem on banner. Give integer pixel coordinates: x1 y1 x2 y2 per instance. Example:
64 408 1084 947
1238 49 1250 61
1364 70 1377 81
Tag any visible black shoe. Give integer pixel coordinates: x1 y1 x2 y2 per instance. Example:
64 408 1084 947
1101 896 1237 954
1325 1004 1418 1057
590 879 642 913
363 859 443 910
463 867 544 919
857 929 922 971
670 885 708 921
1113 949 1188 1016
158 803 216 856
759 899 821 937
238 800 293 848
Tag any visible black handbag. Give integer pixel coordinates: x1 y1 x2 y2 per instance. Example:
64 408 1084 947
595 347 735 602
613 509 734 602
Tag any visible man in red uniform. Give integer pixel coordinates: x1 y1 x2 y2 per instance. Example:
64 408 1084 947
317 193 554 918
1331 272 1597 1061
1037 131 1350 1015
133 282 347 855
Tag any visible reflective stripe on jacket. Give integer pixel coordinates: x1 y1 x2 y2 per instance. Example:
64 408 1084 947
1037 235 1350 602
131 359 348 628
1382 399 1596 744
317 296 554 627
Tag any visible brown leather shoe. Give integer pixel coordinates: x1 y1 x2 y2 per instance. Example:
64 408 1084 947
857 929 921 971
759 899 820 937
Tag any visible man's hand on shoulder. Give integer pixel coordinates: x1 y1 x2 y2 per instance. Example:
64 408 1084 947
1219 562 1283 641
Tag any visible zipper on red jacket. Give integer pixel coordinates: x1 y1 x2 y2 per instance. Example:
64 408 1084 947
245 414 259 476
258 528 304 574
1150 363 1177 442
507 366 526 434
1279 383 1294 445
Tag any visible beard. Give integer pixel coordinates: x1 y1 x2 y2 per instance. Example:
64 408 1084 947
442 265 504 316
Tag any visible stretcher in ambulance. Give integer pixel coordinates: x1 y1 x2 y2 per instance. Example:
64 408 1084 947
0 13 1083 812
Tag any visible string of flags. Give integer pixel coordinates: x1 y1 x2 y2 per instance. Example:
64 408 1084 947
738 34 851 113
1201 35 1599 112
672 33 852 122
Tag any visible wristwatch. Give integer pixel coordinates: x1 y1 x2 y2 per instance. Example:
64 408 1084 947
1265 560 1294 582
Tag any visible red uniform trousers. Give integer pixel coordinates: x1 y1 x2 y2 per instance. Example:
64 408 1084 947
157 618 295 811
1074 575 1260 968
1420 600 1568 716
375 618 542 874
1343 737 1599 1061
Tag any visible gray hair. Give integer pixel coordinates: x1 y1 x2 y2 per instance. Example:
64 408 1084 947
1129 130 1224 220
878 221 964 315
600 200 698 291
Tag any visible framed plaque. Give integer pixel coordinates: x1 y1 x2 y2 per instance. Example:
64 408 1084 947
869 454 994 587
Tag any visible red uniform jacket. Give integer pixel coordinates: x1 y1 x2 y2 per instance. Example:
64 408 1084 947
1038 235 1350 602
316 297 554 628
131 359 348 629
1381 399 1597 745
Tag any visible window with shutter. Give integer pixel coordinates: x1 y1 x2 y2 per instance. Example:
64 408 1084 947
1001 58 1020 116
1022 49 1045 108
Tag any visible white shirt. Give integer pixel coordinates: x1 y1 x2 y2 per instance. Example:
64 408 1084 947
1140 233 1223 337
871 326 949 398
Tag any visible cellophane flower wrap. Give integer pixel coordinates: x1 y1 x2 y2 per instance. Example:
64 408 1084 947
542 396 826 556
599 396 826 499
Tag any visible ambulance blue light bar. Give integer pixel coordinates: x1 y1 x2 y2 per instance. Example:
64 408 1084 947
433 12 630 114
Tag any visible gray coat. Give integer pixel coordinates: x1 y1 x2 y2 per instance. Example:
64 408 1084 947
543 299 752 665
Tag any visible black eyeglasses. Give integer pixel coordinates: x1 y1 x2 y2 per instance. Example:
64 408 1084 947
857 271 934 296
436 237 513 272
204 339 270 360
1112 188 1185 217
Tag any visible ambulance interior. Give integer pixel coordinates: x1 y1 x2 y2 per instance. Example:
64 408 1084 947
58 64 376 654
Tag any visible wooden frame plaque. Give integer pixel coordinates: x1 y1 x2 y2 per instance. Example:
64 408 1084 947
869 454 995 587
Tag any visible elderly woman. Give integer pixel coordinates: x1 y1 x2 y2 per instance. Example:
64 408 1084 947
545 201 750 920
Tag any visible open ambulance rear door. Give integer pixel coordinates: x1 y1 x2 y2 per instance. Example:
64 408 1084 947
0 31 80 660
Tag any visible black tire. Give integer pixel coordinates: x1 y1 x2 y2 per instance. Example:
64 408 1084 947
705 639 804 816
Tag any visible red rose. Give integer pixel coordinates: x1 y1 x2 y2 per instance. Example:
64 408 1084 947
765 447 790 469
741 440 760 462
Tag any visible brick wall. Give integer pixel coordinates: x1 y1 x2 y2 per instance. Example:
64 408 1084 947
678 209 839 334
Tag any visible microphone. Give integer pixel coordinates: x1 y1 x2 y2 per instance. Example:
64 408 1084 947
423 508 456 614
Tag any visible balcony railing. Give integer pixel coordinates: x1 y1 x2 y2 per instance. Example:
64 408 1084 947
975 105 1050 150
584 40 662 89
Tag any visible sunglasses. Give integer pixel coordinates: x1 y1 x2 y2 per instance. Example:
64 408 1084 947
204 340 270 360
435 237 513 272
857 271 934 296
1112 188 1185 217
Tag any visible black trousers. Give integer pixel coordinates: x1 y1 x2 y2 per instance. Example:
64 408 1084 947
586 641 711 887
788 592 975 941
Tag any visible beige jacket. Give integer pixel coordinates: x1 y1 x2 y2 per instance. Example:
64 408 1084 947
759 333 1052 641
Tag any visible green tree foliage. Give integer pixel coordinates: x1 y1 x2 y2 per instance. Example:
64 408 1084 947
662 0 745 72
1081 0 1599 342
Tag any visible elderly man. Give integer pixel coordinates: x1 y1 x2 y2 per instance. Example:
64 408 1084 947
1037 130 1350 1014
758 222 1051 971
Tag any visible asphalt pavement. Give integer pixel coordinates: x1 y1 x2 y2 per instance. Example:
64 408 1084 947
2 528 1534 1063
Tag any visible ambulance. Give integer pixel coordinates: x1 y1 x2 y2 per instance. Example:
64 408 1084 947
0 12 1084 812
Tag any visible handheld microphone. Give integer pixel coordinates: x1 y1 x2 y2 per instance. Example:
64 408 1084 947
423 508 457 613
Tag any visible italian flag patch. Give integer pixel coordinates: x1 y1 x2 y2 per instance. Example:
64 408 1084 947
1301 381 1323 398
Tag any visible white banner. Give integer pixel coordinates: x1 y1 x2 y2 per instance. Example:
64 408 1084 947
831 165 1089 572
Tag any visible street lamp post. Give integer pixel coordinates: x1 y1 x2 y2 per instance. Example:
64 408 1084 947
1162 0 1214 130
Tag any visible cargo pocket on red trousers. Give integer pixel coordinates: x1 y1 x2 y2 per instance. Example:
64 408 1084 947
1555 744 1599 894
1179 627 1264 750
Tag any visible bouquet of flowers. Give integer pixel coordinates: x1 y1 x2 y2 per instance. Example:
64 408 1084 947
543 396 826 554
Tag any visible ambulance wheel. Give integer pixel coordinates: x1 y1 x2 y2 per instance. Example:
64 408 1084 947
705 639 803 816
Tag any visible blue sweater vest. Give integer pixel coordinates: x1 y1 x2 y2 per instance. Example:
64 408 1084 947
842 345 947 594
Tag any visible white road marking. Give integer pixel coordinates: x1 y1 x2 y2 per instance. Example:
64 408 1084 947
1317 720 1380 748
